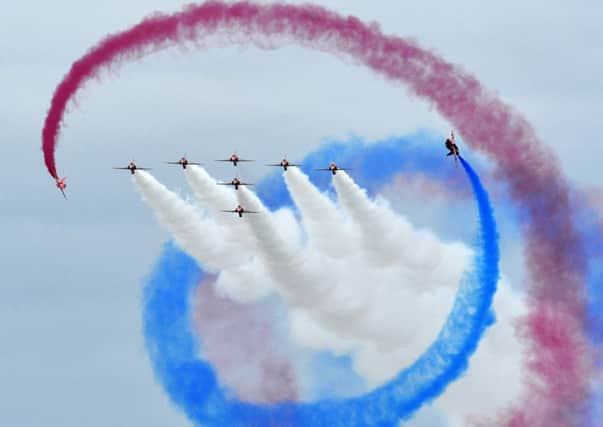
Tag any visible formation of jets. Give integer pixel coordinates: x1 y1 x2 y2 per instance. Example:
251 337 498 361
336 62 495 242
55 133 461 200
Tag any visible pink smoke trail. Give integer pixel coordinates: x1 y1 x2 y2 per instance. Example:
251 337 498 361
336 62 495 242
192 276 299 404
41 2 591 425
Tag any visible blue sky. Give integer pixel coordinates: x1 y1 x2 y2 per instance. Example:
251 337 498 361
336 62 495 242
1 1 601 426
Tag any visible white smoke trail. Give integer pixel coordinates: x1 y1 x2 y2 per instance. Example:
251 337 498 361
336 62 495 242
136 169 278 301
133 171 241 270
235 186 319 304
235 180 460 355
185 165 236 218
236 187 378 317
284 168 356 257
185 165 264 255
134 167 525 420
333 171 470 290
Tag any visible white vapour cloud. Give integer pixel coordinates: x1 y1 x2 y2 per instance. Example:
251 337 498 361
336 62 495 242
134 169 276 301
134 166 525 423
132 171 230 270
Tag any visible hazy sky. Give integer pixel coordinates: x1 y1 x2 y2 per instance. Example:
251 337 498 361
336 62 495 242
1 1 601 426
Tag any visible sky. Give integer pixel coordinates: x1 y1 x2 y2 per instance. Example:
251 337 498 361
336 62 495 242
1 1 602 426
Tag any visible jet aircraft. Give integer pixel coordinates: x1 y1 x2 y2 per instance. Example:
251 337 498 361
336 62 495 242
166 155 201 169
445 130 460 162
55 177 67 199
217 177 254 190
316 162 350 175
215 153 254 167
266 158 300 171
221 204 259 218
113 161 151 175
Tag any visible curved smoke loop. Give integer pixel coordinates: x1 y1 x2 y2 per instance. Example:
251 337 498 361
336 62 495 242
139 151 499 426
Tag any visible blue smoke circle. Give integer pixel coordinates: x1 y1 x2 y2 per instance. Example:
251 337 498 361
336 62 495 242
142 135 499 426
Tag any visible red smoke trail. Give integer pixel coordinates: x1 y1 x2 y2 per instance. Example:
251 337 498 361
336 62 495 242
41 2 592 425
192 276 299 404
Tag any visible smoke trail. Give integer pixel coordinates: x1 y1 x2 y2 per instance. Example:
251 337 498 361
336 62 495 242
42 1 591 423
183 164 269 276
283 167 355 257
234 186 321 306
133 170 241 271
142 154 500 425
192 277 300 404
183 164 286 282
185 166 237 220
567 194 603 427
333 171 468 277
135 169 278 302
237 178 461 355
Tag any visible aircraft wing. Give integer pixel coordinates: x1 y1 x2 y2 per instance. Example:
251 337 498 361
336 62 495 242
315 168 331 171
217 182 254 186
220 209 260 214
113 167 152 170
59 189 67 199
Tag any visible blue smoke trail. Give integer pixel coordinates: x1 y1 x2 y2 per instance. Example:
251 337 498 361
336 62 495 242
142 137 499 426
572 199 603 427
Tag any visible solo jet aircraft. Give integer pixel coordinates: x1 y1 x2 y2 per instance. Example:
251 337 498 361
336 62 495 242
165 155 201 169
217 177 254 190
316 162 350 175
445 130 460 162
221 204 259 218
266 158 300 171
55 177 67 199
215 153 254 167
113 161 151 175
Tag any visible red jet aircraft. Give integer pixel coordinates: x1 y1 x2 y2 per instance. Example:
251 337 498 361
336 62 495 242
113 161 151 175
445 130 460 163
215 153 254 167
266 158 300 171
217 177 254 190
165 155 202 169
55 177 67 199
316 162 350 176
221 204 259 218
